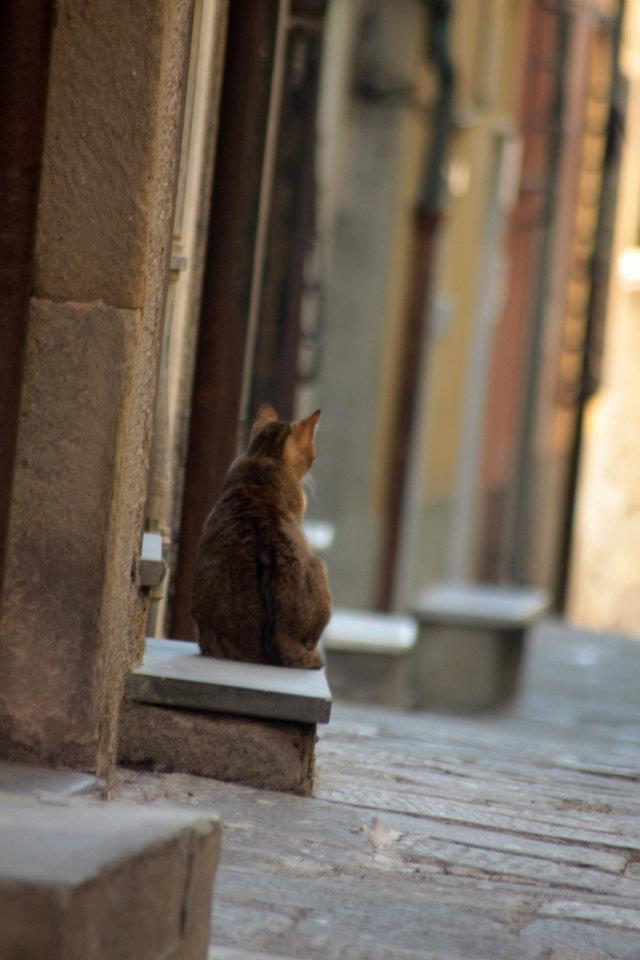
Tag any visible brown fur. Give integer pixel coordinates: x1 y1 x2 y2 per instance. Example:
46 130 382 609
190 405 332 668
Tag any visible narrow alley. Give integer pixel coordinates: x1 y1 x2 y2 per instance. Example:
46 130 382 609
114 621 640 959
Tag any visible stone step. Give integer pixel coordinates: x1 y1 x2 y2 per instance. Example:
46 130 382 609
126 638 332 725
413 582 550 629
120 638 332 795
411 581 551 711
324 609 418 655
322 609 419 708
0 795 220 960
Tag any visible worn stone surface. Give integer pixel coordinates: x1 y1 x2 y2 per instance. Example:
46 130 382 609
34 0 176 307
119 699 317 796
0 299 135 772
0 796 220 960
127 639 332 724
322 609 417 707
113 621 640 960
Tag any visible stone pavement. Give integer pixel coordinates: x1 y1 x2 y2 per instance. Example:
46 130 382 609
112 619 640 959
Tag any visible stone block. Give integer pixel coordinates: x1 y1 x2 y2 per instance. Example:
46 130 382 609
0 796 220 960
119 699 316 796
127 638 332 724
33 0 190 308
0 298 136 772
322 609 418 708
411 583 550 711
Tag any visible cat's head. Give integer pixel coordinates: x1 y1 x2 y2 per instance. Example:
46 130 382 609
248 404 321 479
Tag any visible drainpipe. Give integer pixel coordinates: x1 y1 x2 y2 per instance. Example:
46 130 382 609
376 0 455 610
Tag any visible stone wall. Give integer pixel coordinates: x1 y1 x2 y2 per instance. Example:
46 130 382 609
0 0 194 775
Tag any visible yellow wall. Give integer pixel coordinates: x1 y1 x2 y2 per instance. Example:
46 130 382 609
418 0 524 501
569 0 640 634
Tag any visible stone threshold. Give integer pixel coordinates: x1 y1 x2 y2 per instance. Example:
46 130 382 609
126 638 332 724
0 794 220 960
119 638 333 796
321 608 419 709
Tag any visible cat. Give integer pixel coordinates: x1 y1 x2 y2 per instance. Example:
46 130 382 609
190 404 332 669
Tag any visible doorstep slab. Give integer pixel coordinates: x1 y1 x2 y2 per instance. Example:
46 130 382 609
0 761 96 798
411 582 550 711
412 582 550 628
322 609 418 708
0 795 220 960
323 609 418 655
126 638 332 724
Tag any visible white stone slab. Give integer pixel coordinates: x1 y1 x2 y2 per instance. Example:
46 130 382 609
0 762 96 799
323 609 418 655
413 582 550 629
0 796 219 960
126 638 332 724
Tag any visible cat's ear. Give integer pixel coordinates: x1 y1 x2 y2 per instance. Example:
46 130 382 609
291 409 321 447
251 403 279 438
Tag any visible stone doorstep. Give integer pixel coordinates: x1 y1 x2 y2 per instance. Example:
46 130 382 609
126 638 332 725
410 582 550 712
412 581 550 629
119 700 316 796
323 608 418 655
0 795 220 960
321 609 419 709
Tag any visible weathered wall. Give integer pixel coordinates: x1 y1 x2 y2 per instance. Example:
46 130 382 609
307 0 428 608
569 1 640 634
0 0 194 775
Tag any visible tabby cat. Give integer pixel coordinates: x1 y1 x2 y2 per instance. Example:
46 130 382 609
190 404 331 668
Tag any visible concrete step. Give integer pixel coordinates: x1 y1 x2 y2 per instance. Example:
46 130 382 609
411 582 551 711
126 638 332 724
322 609 418 708
120 639 332 795
0 795 220 960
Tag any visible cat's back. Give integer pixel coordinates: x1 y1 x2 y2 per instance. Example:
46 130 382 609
190 457 300 617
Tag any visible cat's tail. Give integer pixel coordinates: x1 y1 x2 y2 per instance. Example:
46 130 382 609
255 538 278 663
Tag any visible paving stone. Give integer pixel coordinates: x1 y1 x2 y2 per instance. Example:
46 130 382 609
126 638 332 724
0 795 220 960
119 700 316 796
